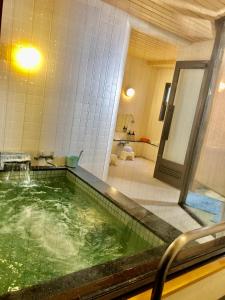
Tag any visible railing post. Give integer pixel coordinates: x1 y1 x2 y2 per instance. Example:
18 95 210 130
151 222 225 300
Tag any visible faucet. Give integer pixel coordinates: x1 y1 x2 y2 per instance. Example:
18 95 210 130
34 154 54 160
0 152 31 171
34 152 56 167
34 152 54 161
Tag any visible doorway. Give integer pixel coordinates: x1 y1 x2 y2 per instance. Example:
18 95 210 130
106 28 216 233
107 29 179 202
154 61 208 189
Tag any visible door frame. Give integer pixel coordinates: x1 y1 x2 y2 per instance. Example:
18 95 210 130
154 60 209 189
0 0 3 35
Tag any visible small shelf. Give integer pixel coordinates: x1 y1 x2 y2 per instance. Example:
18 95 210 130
113 139 159 147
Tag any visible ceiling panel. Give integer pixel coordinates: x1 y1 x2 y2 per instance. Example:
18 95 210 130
129 29 177 63
103 0 225 42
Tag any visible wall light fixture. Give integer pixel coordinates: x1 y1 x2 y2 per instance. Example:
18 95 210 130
13 45 42 72
125 87 135 98
218 81 225 92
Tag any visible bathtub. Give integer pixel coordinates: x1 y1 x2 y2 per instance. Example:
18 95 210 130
0 166 225 299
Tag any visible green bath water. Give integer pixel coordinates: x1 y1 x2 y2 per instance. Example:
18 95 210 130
0 175 158 294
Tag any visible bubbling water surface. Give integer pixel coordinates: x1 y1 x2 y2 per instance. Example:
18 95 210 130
0 176 153 294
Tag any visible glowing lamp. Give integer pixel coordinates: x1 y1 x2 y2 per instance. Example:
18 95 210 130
125 88 135 98
13 45 42 72
218 81 225 93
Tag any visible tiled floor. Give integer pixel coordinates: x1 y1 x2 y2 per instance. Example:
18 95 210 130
107 157 204 234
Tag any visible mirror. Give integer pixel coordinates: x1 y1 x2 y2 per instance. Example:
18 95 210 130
159 82 171 121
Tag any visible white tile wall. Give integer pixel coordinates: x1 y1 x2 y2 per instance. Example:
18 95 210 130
0 0 130 179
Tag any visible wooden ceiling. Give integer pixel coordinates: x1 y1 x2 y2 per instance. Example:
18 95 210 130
103 0 225 42
129 29 177 63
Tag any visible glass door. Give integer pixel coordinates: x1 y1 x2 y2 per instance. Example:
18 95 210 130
184 51 225 226
154 61 208 189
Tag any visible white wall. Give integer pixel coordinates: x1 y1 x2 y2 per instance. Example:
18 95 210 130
145 67 174 144
139 67 174 161
117 55 157 139
0 0 130 179
177 40 214 61
116 57 175 143
113 55 175 161
141 67 174 161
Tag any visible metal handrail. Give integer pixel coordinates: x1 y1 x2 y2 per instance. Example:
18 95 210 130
151 221 225 300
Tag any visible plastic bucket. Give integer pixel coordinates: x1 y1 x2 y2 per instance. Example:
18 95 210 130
65 156 80 168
